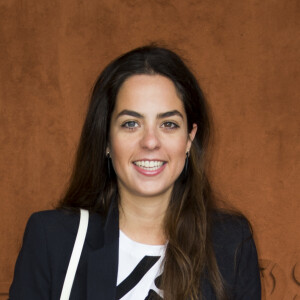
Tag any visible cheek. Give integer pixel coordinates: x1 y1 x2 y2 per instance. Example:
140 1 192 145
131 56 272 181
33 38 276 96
163 138 188 176
165 140 188 179
165 136 188 157
110 135 136 166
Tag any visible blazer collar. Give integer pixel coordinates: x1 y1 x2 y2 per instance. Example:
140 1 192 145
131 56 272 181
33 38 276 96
87 198 120 300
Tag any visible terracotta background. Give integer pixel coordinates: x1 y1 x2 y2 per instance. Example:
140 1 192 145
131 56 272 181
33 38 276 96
0 0 299 298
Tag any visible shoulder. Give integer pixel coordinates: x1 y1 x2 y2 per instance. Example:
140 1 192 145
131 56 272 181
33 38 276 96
27 209 81 230
211 212 252 246
24 209 105 249
10 209 105 298
24 209 80 241
209 211 261 296
211 211 255 264
28 208 104 226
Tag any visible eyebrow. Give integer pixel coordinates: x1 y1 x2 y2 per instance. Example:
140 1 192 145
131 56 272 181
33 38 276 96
116 110 143 119
157 110 184 119
116 109 184 120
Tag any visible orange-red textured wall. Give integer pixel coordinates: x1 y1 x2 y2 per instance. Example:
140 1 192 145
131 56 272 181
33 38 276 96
0 1 299 298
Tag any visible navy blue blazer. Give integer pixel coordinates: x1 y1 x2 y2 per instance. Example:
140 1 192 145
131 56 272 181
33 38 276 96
9 202 261 299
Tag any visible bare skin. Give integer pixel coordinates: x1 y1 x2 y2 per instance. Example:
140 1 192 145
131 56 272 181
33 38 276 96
109 75 197 245
118 192 169 245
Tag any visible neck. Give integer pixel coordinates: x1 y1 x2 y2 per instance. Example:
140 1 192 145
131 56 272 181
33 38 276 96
118 191 170 245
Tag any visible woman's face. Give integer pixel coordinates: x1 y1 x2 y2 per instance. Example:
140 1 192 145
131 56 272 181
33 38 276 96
109 74 197 200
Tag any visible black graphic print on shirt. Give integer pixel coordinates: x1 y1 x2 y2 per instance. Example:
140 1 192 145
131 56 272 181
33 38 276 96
116 256 163 299
145 275 162 300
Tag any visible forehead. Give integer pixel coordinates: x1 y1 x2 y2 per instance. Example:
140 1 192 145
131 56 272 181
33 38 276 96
113 74 185 114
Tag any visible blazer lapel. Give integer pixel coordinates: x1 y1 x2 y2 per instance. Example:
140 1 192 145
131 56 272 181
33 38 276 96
87 199 119 300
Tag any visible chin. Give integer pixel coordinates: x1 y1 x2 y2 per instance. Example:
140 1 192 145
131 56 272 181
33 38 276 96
133 185 173 198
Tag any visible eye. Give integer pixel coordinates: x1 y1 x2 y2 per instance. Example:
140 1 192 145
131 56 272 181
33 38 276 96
121 121 139 129
161 122 179 129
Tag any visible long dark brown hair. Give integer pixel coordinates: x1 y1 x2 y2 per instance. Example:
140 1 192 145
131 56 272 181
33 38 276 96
58 45 228 299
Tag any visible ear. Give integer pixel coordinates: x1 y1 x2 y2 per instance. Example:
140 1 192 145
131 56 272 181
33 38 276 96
186 123 197 152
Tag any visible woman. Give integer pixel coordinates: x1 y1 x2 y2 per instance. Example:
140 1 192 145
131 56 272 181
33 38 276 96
9 45 261 299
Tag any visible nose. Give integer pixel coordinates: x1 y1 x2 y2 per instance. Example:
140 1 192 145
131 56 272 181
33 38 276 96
139 126 161 150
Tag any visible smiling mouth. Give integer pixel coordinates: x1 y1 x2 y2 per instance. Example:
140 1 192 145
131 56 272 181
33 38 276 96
133 160 166 171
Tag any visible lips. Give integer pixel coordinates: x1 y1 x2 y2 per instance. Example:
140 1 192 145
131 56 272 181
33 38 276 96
133 160 165 170
133 160 167 175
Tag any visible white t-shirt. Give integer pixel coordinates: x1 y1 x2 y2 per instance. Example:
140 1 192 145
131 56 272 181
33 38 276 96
116 230 166 299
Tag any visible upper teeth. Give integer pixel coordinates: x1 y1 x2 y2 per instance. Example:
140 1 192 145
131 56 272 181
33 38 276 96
134 161 164 168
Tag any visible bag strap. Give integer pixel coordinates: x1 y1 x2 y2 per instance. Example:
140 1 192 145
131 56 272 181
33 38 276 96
60 209 89 300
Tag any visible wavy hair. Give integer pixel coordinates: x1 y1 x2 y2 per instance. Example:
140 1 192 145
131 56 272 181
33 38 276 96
58 45 228 299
